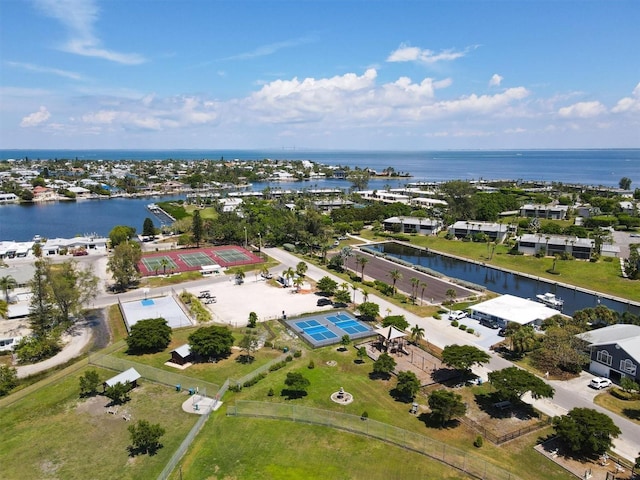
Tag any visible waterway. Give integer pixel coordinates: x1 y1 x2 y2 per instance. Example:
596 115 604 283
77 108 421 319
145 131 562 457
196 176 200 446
366 242 639 316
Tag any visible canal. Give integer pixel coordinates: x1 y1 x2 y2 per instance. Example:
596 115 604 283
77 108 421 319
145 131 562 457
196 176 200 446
364 242 639 317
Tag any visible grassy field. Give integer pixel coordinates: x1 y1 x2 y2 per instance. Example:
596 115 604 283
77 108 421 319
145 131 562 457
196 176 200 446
358 231 639 300
0 366 198 480
594 390 640 425
172 344 573 480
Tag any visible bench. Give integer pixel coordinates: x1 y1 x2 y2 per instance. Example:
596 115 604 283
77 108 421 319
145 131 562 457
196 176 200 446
493 400 512 411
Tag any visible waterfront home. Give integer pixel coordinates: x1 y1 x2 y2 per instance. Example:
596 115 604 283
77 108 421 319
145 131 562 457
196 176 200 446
519 203 569 220
468 294 561 329
383 216 443 235
0 192 19 204
576 324 640 384
356 190 411 204
516 233 595 260
41 236 108 255
447 221 510 243
0 241 34 259
32 186 57 202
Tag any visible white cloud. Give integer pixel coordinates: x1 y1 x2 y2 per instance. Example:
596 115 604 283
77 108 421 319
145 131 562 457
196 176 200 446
558 101 606 118
611 82 640 113
489 74 503 87
223 35 316 61
6 61 85 80
387 43 476 64
33 0 145 64
20 106 51 127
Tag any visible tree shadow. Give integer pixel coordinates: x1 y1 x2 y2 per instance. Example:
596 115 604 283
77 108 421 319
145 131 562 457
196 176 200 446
417 412 460 429
368 371 392 381
622 408 640 421
236 354 255 364
127 443 163 457
432 367 462 385
281 389 308 400
389 387 414 404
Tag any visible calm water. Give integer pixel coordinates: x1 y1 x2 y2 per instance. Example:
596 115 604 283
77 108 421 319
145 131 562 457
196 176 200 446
2 149 639 186
2 149 639 241
367 242 639 316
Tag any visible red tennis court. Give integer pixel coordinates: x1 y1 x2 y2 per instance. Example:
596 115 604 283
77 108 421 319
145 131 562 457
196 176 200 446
138 246 263 276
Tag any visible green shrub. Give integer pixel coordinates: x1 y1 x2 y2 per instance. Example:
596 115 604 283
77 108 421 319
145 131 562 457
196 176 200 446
293 350 302 358
308 360 315 369
466 328 474 334
243 372 267 388
286 355 293 362
474 435 483 448
451 320 459 327
361 411 369 420
433 313 441 320
459 324 467 331
229 383 242 392
269 361 287 372
267 388 274 396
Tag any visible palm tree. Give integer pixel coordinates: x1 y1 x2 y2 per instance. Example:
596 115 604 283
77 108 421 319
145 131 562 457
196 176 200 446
388 269 402 296
419 281 427 306
0 299 8 319
351 284 358 303
445 288 457 305
234 268 246 285
160 258 169 275
260 265 270 278
283 267 296 288
410 277 420 304
293 276 305 292
0 275 17 303
361 288 369 303
296 261 308 278
356 255 369 280
410 324 425 345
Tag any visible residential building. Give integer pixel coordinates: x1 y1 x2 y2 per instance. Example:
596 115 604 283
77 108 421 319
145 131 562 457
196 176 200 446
467 294 561 329
383 216 443 235
519 204 569 220
516 234 595 259
448 221 510 243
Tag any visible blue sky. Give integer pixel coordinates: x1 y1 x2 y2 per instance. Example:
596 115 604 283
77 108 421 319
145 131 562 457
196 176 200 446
1 0 638 150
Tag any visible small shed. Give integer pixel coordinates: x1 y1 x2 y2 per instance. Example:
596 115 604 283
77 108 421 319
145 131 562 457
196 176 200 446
171 344 192 365
103 367 141 391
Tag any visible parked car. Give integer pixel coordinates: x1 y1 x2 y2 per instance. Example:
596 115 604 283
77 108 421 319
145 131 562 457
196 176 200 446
589 377 612 389
317 298 333 307
72 249 88 256
479 318 500 329
497 328 507 337
448 310 467 321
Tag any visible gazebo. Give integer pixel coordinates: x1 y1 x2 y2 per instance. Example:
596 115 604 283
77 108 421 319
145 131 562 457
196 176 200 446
374 325 408 354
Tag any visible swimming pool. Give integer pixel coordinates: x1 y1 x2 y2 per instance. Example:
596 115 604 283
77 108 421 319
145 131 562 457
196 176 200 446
286 311 374 347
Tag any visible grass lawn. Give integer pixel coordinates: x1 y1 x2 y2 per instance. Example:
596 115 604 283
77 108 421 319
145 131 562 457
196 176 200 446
110 325 285 387
357 231 638 300
594 390 640 425
0 366 198 480
173 344 574 480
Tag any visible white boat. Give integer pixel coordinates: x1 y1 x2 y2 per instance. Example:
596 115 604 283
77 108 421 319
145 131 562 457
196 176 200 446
536 292 564 310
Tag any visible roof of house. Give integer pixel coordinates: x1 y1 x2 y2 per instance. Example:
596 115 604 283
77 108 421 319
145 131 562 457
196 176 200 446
450 221 508 233
172 344 191 358
469 294 561 325
104 367 141 387
577 324 640 362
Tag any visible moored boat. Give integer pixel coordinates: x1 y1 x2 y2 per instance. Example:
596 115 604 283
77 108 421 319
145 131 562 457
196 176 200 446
536 292 564 310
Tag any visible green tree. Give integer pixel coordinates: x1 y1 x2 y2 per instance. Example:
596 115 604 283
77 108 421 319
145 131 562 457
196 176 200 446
48 260 99 326
128 419 166 455
295 261 308 278
109 225 136 247
340 334 351 350
79 369 101 397
620 376 639 394
428 389 467 426
395 370 421 400
238 333 259 363
372 352 396 377
347 169 371 190
357 301 380 321
334 287 351 304
284 371 310 398
126 318 172 354
0 275 17 303
553 408 621 456
356 255 369 280
510 324 538 354
357 346 367 363
104 381 131 405
619 177 632 190
382 314 409 331
0 365 18 396
488 366 555 402
142 217 156 238
192 210 203 247
419 281 428 305
445 288 457 305
410 324 425 345
234 268 245 285
388 269 402 295
189 325 234 361
248 311 258 328
441 344 491 374
107 241 141 291
316 276 338 295
0 299 7 319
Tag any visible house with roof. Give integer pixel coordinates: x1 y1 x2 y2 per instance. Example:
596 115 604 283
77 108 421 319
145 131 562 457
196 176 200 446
383 216 443 235
32 186 57 202
576 324 640 383
519 204 569 220
103 367 141 391
448 221 510 243
516 234 596 260
170 344 193 366
467 294 561 330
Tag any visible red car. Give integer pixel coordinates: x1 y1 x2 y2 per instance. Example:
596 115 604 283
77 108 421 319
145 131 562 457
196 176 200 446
73 250 88 256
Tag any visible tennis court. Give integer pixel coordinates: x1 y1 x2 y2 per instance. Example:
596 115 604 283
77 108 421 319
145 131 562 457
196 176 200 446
285 311 374 348
138 246 263 276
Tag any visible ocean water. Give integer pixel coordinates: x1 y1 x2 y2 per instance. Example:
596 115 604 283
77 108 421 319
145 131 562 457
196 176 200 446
1 149 639 241
2 149 639 186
